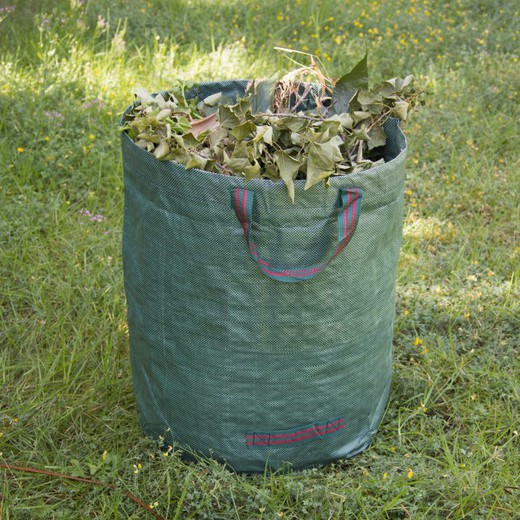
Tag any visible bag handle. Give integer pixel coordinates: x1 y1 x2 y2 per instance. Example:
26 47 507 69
233 187 363 283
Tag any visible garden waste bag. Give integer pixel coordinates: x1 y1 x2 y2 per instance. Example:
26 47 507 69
121 81 408 472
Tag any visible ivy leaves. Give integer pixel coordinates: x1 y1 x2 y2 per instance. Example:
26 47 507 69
123 55 423 202
331 51 368 114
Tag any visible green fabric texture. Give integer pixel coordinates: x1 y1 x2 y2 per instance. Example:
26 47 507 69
121 80 407 472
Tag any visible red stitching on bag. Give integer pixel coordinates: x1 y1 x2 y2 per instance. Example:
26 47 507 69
246 418 345 446
246 418 345 439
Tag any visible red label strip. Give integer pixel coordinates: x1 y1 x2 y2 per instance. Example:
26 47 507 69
246 418 345 447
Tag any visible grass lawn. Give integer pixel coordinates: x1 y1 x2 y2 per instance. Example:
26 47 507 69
1 0 519 518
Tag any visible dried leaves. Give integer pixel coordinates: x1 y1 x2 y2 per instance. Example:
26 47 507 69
123 54 424 201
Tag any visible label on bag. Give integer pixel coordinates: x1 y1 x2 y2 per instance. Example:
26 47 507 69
246 417 345 448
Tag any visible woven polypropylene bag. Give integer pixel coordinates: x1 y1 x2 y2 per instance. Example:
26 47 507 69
121 81 407 472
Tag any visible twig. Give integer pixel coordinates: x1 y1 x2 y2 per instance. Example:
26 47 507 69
366 110 390 133
289 84 313 113
263 147 276 162
365 90 422 133
357 140 363 162
0 463 165 520
215 163 234 174
260 112 325 122
401 504 412 519
273 47 333 84
189 149 212 160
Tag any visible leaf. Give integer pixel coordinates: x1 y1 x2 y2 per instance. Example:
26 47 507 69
353 127 370 141
208 126 228 147
132 115 159 132
218 104 241 129
382 75 415 95
189 113 219 138
400 74 414 90
263 125 274 145
253 125 273 145
153 139 170 160
231 141 251 159
244 159 261 181
352 111 372 124
155 94 167 109
156 108 172 120
393 100 409 120
356 90 377 106
134 87 155 104
174 132 199 148
169 147 190 164
367 125 387 150
276 116 308 133
331 52 369 114
319 116 342 136
274 150 301 203
290 131 303 146
232 96 253 118
171 115 192 134
249 73 279 114
137 133 161 144
262 162 280 181
135 139 148 149
227 157 251 173
230 121 255 141
324 136 344 162
186 153 208 170
304 137 343 190
338 113 354 129
352 158 384 172
203 92 222 106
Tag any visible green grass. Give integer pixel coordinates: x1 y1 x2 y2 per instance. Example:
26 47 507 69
1 0 519 518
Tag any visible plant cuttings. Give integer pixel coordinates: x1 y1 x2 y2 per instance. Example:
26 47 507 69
123 52 424 201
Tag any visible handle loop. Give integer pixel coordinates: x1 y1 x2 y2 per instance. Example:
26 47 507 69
233 187 363 283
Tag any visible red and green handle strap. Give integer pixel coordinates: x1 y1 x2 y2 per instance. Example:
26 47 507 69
233 187 363 283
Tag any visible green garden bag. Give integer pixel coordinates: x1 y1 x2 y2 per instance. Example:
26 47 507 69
121 81 407 472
